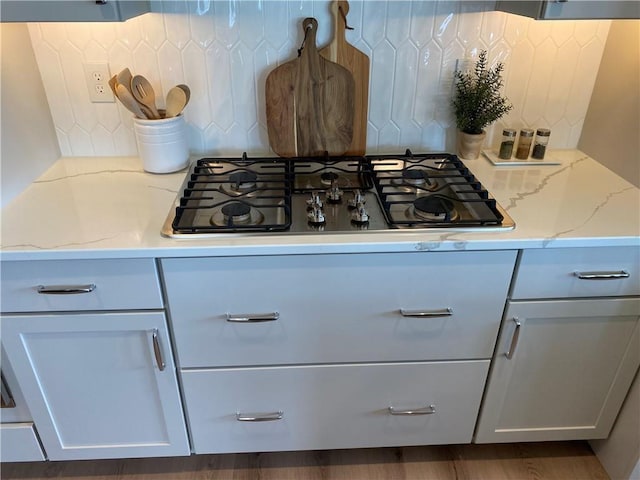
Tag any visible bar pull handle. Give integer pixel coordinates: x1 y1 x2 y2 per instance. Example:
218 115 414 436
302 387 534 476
236 411 284 422
226 312 280 323
152 329 166 371
399 308 453 318
574 270 629 280
0 373 16 409
37 284 96 294
388 405 436 415
505 318 522 360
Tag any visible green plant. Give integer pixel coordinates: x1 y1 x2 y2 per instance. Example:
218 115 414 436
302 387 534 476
452 50 512 135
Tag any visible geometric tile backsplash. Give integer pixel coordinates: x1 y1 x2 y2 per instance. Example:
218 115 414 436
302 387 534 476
28 1 610 157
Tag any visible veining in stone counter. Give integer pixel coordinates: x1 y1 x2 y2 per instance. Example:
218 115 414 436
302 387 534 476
0 150 638 261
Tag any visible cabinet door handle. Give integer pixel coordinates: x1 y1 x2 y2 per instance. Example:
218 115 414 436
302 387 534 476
0 373 16 409
505 317 522 359
574 270 629 280
226 312 280 323
152 329 166 372
388 405 436 415
37 284 96 294
399 308 453 318
236 411 284 422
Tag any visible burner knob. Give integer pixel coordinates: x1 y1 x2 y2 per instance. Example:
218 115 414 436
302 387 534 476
306 192 323 210
307 205 326 225
326 180 343 203
351 202 370 224
348 189 365 208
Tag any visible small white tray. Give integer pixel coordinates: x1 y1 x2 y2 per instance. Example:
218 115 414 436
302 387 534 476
482 149 561 166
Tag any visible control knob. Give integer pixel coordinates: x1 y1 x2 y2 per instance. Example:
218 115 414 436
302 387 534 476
307 205 326 225
348 189 365 209
351 202 370 225
306 192 323 210
326 179 343 203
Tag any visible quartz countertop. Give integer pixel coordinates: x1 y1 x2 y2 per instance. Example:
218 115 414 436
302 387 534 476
1 150 638 261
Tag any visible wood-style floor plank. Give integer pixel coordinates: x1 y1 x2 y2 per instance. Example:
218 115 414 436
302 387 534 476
0 442 610 480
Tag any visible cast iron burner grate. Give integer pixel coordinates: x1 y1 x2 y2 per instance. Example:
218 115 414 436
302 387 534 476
369 150 505 228
171 154 292 233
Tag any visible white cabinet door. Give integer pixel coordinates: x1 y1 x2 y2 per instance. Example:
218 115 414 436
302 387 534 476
495 1 639 19
475 298 640 443
182 361 489 454
162 251 516 367
0 1 150 22
1 312 190 460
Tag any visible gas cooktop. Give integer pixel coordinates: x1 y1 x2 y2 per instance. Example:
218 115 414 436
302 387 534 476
161 150 515 237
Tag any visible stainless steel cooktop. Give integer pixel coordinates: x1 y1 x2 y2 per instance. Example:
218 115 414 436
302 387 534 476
161 151 515 237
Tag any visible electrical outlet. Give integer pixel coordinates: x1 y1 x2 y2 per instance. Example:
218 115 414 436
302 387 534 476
83 63 114 103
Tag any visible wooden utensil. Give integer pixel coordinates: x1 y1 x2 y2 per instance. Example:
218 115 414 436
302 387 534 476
319 0 370 156
108 74 118 96
165 86 188 118
131 75 161 119
115 84 147 119
266 17 355 157
116 68 134 96
176 84 191 104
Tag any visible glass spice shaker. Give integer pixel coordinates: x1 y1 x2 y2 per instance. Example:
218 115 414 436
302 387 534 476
515 128 534 160
531 128 551 159
498 128 517 159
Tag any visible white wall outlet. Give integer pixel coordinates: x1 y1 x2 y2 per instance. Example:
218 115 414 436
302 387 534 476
83 63 114 103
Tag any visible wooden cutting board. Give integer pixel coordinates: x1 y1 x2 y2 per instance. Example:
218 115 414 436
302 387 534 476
319 0 370 156
266 17 355 158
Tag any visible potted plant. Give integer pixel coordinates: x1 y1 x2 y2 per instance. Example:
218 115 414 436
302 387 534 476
452 50 512 159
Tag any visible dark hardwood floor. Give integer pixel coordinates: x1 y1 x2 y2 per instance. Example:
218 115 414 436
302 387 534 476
1 441 610 480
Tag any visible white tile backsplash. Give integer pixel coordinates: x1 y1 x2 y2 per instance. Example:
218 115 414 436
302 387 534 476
28 1 610 157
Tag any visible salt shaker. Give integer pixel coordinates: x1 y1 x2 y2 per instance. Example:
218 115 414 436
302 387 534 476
498 129 517 159
515 128 534 160
531 128 551 159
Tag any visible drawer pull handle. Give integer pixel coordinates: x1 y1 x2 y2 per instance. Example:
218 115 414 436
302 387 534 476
399 308 452 318
37 284 96 295
388 405 436 416
226 312 280 323
236 411 284 422
152 329 166 372
505 317 522 360
574 270 630 280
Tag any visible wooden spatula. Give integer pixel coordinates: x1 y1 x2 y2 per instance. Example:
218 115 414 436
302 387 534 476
266 17 355 158
320 1 370 156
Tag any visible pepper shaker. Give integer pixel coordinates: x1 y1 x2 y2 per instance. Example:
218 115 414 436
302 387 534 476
531 128 551 159
498 129 517 159
515 128 534 160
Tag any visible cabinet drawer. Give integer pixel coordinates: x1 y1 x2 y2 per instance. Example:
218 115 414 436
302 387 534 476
512 247 640 299
182 360 489 454
0 423 45 462
162 251 516 367
1 258 163 312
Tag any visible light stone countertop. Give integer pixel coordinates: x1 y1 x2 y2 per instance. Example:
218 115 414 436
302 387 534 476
1 150 638 261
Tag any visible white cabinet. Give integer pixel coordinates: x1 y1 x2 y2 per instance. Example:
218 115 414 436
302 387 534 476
495 1 639 20
0 1 150 22
162 250 517 454
476 247 640 443
183 361 490 454
162 251 517 367
0 258 189 461
1 312 190 460
1 349 45 462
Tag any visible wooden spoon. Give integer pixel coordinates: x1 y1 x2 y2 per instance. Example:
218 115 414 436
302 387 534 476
176 84 190 104
165 86 188 118
115 84 147 119
131 75 161 119
116 68 134 96
108 74 118 96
